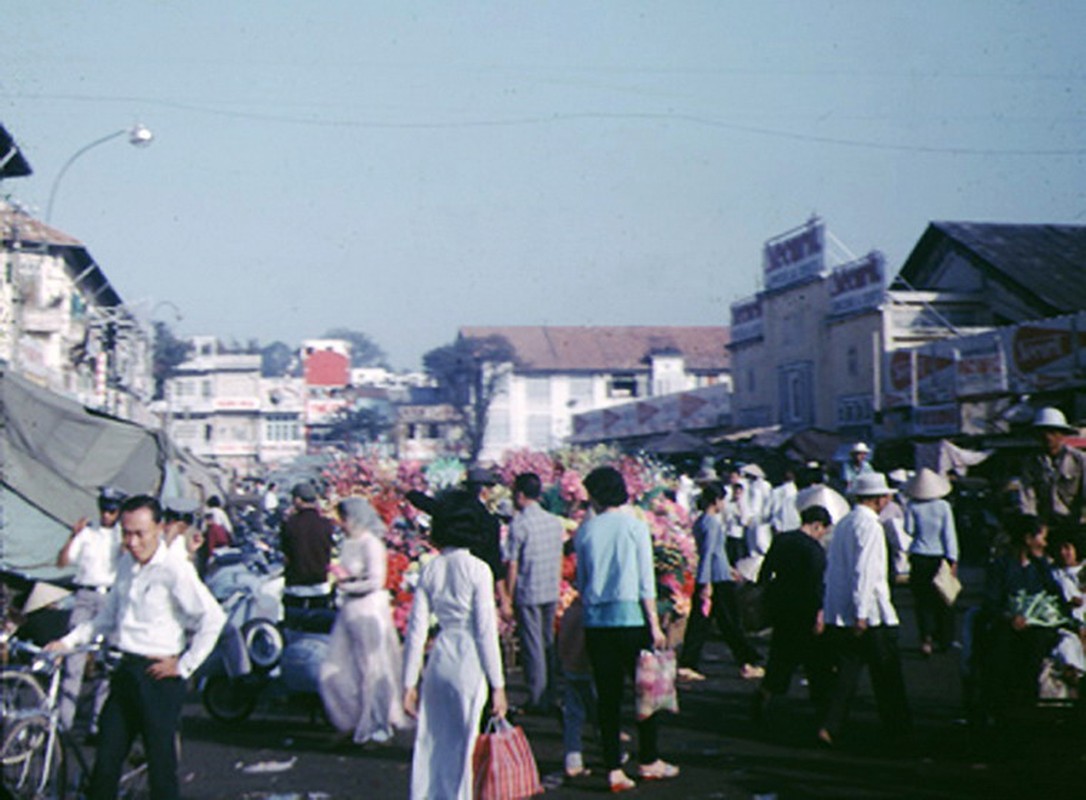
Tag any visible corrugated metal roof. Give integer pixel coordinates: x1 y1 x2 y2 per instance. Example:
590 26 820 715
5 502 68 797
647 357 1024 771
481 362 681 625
459 325 731 372
899 222 1086 315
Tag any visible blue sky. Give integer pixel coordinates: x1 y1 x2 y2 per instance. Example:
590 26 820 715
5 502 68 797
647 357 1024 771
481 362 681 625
3 2 1084 368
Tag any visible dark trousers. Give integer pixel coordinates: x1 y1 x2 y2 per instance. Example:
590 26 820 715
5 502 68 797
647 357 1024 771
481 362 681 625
680 582 761 670
584 626 658 770
909 555 954 649
762 620 833 714
90 655 184 800
983 623 1060 714
821 625 911 739
725 537 747 567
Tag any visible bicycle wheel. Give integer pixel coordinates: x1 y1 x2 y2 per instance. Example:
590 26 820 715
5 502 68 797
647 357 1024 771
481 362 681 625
0 670 48 719
0 715 67 800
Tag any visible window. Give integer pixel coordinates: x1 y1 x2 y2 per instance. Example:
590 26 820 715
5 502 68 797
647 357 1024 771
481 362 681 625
608 373 638 398
527 414 551 448
428 423 441 439
201 379 212 399
204 424 213 442
847 345 859 377
568 376 593 407
526 376 551 405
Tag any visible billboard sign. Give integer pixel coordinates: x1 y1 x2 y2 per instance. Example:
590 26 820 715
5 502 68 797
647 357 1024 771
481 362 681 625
763 219 825 292
730 296 764 343
829 251 885 316
955 332 1007 397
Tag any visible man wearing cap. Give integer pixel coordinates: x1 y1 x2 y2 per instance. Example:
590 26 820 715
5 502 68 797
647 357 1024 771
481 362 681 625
1019 406 1086 541
48 494 225 800
162 497 201 565
840 442 874 493
818 472 911 747
55 486 126 735
280 482 337 618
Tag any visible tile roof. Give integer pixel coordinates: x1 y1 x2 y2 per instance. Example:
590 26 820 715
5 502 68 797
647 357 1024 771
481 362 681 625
899 222 1086 315
0 203 83 247
459 326 730 373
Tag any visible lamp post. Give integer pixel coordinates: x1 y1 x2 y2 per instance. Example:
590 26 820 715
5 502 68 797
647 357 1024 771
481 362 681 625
45 123 154 222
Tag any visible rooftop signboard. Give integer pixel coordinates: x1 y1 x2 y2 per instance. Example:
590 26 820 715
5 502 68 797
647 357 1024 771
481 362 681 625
763 218 825 292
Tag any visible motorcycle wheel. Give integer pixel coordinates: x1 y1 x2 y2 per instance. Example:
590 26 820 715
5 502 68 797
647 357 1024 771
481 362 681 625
201 675 259 723
242 618 284 672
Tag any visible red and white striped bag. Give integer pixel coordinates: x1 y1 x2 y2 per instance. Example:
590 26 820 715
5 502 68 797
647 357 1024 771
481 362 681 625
472 717 543 800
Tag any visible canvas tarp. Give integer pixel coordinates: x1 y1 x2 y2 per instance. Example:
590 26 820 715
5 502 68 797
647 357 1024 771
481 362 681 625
0 369 227 577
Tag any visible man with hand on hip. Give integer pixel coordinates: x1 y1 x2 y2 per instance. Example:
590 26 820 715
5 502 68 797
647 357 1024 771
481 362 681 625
48 495 225 800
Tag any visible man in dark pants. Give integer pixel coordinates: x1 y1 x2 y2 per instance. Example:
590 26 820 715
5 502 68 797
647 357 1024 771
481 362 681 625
48 495 225 800
818 472 911 747
752 504 834 722
280 482 337 626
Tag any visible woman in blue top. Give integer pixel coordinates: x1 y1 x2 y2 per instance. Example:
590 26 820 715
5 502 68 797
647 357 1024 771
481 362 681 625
575 466 678 792
904 468 960 655
678 483 763 681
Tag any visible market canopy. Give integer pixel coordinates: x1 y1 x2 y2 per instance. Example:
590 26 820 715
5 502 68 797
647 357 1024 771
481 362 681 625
0 368 227 578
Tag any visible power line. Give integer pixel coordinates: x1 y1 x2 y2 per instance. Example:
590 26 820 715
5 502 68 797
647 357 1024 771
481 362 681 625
7 91 1086 156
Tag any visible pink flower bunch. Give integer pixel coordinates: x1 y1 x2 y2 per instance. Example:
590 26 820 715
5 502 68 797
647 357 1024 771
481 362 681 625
558 470 587 507
496 449 559 486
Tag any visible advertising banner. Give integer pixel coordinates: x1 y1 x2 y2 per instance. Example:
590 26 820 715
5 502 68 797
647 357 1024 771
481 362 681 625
884 349 915 409
912 403 960 437
730 296 764 343
1008 314 1086 392
829 252 885 316
916 340 957 406
763 219 825 292
955 332 1007 397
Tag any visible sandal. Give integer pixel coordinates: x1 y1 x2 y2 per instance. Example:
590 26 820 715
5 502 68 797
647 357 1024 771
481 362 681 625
638 760 680 780
609 770 636 792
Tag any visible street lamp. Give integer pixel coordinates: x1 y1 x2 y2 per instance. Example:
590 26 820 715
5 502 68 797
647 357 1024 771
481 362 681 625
45 123 154 222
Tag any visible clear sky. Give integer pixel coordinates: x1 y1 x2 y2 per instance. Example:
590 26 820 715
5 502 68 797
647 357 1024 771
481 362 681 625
3 2 1084 369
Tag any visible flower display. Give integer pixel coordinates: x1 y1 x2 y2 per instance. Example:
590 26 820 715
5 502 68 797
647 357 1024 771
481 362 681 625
317 446 696 637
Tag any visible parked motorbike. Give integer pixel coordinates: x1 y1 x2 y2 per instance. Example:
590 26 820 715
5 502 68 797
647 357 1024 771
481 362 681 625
199 559 334 724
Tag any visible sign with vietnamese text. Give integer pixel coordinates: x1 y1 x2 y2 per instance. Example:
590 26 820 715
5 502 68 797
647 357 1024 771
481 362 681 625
730 296 764 343
829 252 885 316
763 220 825 292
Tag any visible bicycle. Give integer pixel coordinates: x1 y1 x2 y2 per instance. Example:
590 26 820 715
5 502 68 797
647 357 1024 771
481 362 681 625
0 636 151 800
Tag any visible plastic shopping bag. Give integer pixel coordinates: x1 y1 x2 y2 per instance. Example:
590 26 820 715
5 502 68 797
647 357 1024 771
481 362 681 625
473 716 543 800
635 648 679 721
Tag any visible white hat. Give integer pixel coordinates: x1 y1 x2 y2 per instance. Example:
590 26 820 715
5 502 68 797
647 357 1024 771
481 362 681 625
795 485 850 525
22 582 71 615
887 468 911 485
695 466 720 483
904 467 951 501
1032 407 1077 434
740 463 766 479
850 472 895 497
850 442 871 454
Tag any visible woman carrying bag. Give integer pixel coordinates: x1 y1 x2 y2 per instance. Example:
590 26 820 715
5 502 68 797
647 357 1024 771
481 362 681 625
575 466 679 793
904 468 960 655
402 491 508 800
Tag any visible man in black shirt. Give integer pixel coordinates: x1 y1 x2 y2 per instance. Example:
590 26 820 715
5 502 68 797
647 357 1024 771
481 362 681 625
280 482 336 623
751 504 833 723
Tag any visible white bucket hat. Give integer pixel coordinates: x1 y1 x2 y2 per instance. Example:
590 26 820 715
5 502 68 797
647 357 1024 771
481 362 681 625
850 442 871 454
1032 407 1077 434
22 582 72 615
904 467 951 501
850 472 895 497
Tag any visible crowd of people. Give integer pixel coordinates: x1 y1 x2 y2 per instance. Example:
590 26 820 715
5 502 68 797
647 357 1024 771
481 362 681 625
5 405 1086 798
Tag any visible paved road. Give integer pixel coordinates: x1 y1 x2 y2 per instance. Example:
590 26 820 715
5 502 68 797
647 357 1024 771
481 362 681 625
120 568 1084 799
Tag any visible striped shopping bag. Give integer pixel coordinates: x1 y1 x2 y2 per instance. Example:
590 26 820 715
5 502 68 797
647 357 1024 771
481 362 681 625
472 717 543 800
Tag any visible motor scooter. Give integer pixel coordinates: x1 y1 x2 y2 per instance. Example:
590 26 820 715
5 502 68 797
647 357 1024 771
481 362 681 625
198 551 334 723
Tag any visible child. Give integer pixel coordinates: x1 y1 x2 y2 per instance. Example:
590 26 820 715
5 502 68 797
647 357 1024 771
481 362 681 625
1052 533 1086 681
557 595 595 779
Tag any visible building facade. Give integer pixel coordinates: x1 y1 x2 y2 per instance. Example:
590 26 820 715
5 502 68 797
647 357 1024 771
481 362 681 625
457 326 732 461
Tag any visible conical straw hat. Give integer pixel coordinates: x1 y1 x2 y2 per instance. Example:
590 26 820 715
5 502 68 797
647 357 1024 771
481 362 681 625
22 582 72 615
904 467 951 501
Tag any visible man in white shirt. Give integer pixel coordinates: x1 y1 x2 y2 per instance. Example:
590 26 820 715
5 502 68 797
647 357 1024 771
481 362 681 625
49 495 226 800
767 466 802 536
818 472 911 747
741 463 774 559
54 486 126 734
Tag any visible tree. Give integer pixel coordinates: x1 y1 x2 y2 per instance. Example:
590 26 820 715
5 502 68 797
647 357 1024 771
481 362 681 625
261 340 297 377
151 321 193 400
323 327 388 368
422 334 517 463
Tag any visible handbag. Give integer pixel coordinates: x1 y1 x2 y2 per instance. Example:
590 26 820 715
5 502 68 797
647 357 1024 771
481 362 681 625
635 648 680 721
932 560 962 606
472 717 543 800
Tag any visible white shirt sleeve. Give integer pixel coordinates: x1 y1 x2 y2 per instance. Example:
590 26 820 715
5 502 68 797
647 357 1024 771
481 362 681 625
173 561 227 679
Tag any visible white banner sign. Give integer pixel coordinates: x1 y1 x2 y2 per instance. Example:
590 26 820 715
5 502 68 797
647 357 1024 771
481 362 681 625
763 220 825 292
829 252 885 316
730 296 764 343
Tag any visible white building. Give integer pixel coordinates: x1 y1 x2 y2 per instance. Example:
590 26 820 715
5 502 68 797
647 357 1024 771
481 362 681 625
459 326 732 461
0 202 153 422
163 336 305 474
